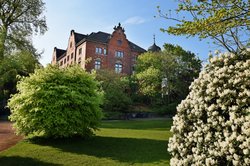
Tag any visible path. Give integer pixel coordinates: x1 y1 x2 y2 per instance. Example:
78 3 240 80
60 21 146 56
0 121 22 152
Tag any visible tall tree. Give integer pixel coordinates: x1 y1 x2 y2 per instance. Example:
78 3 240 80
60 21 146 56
158 0 250 53
136 52 164 98
96 69 132 113
135 44 201 104
0 50 40 113
0 0 47 60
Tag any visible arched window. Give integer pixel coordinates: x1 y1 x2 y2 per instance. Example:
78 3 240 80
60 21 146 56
94 59 101 70
115 61 122 73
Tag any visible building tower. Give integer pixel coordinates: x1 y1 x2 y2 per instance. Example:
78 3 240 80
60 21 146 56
148 34 161 52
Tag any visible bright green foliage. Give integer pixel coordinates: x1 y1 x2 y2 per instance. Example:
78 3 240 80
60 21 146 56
8 65 103 138
135 44 201 104
159 0 250 53
135 52 165 98
96 70 131 113
136 65 162 97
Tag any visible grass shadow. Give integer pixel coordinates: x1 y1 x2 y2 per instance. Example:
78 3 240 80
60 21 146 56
101 119 172 131
29 136 170 164
0 156 60 166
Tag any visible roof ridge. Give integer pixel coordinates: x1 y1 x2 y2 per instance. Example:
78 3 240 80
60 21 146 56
128 40 146 52
55 47 66 51
73 31 86 36
97 31 111 35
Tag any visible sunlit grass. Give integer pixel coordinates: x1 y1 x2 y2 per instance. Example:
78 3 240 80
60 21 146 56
0 119 172 166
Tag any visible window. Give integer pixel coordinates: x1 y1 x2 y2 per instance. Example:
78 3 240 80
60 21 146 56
95 47 102 54
71 53 74 59
117 40 122 45
67 55 69 61
115 62 122 73
103 48 107 55
64 58 66 64
132 55 137 62
70 42 72 48
60 61 63 66
79 48 82 55
95 59 101 70
78 57 81 64
115 51 124 58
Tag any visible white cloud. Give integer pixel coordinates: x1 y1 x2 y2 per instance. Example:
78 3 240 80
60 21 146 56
123 16 146 25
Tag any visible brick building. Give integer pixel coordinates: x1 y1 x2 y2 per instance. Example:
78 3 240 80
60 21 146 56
51 23 146 75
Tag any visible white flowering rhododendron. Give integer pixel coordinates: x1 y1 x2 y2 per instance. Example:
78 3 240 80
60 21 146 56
168 50 250 166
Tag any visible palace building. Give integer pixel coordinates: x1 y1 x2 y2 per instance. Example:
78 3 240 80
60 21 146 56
51 23 148 75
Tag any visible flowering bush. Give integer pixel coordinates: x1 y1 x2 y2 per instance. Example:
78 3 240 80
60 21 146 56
8 65 103 138
168 50 250 165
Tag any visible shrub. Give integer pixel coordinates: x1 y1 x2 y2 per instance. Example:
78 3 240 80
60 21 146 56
168 50 250 165
96 70 132 113
154 102 179 116
8 65 103 138
102 111 124 120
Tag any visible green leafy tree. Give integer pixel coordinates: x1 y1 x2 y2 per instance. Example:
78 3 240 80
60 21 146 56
96 69 132 113
0 0 47 114
135 44 201 105
0 50 39 113
163 44 202 99
8 65 103 138
158 0 250 53
0 0 47 59
136 52 163 98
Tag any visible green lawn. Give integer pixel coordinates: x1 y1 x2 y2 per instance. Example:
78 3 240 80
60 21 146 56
0 119 172 166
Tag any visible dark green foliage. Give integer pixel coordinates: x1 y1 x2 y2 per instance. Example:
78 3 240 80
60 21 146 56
163 44 202 100
102 111 124 120
8 65 103 138
153 102 179 116
0 51 39 113
96 70 132 113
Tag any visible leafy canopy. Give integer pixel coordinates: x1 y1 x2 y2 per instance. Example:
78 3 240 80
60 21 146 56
0 50 39 112
8 65 103 138
96 69 131 113
0 0 47 59
158 0 250 53
135 44 201 104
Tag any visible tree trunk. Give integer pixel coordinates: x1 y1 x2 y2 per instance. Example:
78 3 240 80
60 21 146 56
0 26 7 60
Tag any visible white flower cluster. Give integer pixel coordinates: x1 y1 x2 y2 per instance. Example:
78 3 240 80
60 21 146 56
168 50 250 166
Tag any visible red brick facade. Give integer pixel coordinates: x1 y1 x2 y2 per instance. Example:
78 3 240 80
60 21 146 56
52 23 146 75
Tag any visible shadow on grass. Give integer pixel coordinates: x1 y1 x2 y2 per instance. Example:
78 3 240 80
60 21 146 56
0 156 60 166
30 136 170 164
101 119 173 131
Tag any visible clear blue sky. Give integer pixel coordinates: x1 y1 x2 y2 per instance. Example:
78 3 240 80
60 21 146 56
33 0 217 66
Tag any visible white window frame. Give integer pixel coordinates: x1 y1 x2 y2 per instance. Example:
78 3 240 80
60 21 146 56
95 59 101 70
115 62 122 73
115 51 124 58
95 47 102 54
